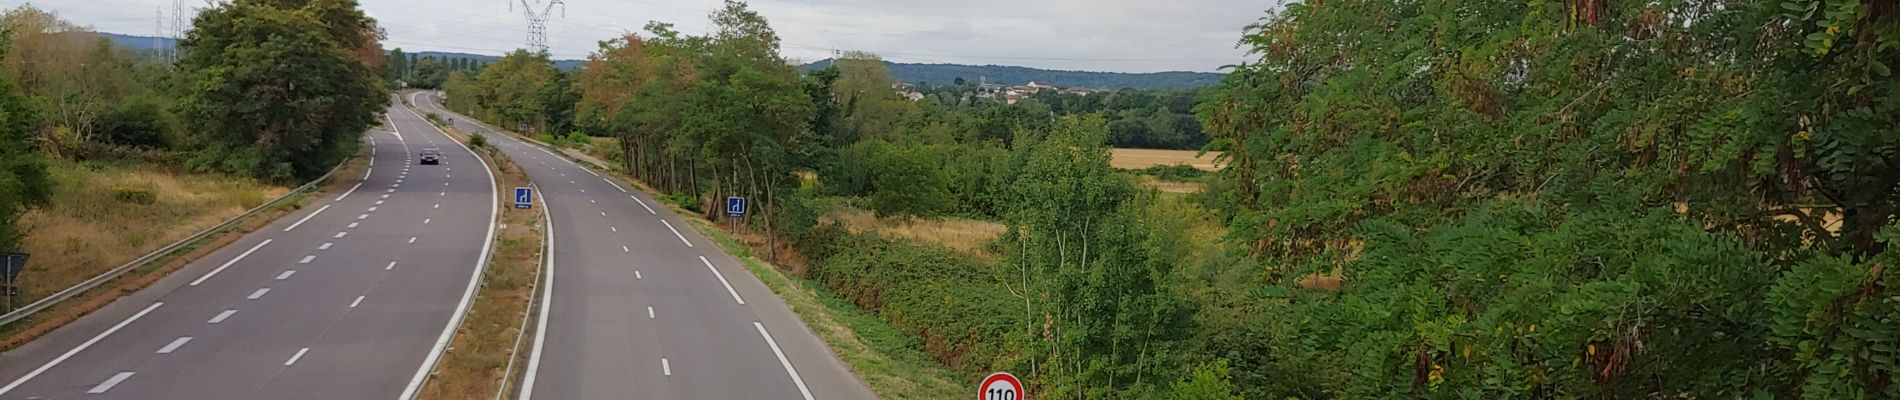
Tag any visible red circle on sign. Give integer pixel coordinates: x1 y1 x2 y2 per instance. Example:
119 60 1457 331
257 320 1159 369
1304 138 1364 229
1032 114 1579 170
978 372 1024 400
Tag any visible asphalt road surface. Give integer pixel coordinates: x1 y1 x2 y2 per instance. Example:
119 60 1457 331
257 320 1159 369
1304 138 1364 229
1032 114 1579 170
410 92 877 400
0 99 497 399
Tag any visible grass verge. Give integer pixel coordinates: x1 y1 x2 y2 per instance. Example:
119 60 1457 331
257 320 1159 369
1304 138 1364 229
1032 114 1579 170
0 144 364 350
417 110 545 399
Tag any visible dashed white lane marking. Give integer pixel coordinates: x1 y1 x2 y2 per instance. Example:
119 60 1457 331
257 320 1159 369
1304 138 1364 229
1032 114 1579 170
350 296 365 308
207 309 236 324
348 222 360 229
610 226 617 232
276 270 296 280
635 271 642 280
359 214 369 220
156 337 192 354
600 211 607 216
375 200 385 205
299 255 316 264
386 261 397 270
701 256 745 305
381 194 391 199
590 199 596 204
335 231 348 238
284 348 310 366
424 218 432 224
633 196 656 214
191 239 271 286
444 182 450 186
662 220 693 247
387 188 396 193
87 372 135 394
283 204 331 232
318 242 333 250
662 358 672 376
439 192 445 196
433 204 440 209
408 237 417 244
622 246 630 253
647 307 654 319
0 303 163 395
367 207 378 212
580 188 586 193
755 322 817 400
247 288 271 300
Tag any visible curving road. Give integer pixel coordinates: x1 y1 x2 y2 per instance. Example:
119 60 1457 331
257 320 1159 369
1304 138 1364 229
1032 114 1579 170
0 100 497 399
411 91 877 400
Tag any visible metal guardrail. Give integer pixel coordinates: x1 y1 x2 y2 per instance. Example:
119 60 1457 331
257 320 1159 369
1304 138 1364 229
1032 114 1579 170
0 143 358 329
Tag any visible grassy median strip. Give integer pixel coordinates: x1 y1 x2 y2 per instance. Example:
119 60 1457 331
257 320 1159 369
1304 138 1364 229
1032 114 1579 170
417 113 544 399
0 143 366 350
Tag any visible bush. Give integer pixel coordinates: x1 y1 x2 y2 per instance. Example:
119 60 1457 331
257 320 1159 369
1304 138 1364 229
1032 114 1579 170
868 144 954 218
111 187 157 205
469 132 487 148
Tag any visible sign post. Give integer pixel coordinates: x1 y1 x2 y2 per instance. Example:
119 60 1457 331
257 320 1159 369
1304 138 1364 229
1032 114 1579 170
515 187 534 209
725 196 746 233
1 252 27 312
979 372 1024 400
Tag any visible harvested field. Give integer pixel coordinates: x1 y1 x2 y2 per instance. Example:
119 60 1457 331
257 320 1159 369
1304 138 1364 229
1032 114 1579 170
1110 148 1222 171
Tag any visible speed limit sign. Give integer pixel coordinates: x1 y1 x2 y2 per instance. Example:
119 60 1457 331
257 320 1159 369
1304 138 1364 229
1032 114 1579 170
979 372 1024 400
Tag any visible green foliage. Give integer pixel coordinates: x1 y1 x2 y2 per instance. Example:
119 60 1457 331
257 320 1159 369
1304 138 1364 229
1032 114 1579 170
1136 164 1206 182
468 132 487 148
799 59 1224 90
867 143 954 218
175 0 384 183
1192 0 1900 396
1162 360 1244 400
0 31 50 250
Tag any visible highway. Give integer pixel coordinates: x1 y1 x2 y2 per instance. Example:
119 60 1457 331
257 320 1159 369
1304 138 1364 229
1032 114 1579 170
411 91 877 400
0 100 497 399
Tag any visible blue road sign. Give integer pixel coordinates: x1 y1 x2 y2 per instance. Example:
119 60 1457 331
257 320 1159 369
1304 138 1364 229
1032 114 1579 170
515 187 534 209
726 196 746 217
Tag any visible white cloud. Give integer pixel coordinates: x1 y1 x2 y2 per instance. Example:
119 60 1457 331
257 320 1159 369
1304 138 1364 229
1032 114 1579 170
16 0 1270 72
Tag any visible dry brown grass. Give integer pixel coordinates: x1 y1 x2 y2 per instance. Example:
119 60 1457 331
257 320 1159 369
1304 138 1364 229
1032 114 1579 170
1110 148 1223 171
821 208 1006 259
419 112 545 400
1137 176 1205 193
13 161 286 301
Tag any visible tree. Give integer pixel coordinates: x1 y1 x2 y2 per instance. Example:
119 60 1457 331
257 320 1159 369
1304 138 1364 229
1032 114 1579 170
1 6 142 157
175 0 385 182
385 47 407 83
0 31 51 250
411 56 447 88
867 143 952 218
832 51 914 142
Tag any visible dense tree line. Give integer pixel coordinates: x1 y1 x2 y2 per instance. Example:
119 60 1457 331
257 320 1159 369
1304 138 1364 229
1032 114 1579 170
0 1 387 247
385 48 489 89
1194 0 1900 397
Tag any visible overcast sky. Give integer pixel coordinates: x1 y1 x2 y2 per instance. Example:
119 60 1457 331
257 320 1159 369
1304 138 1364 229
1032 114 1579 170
15 0 1267 72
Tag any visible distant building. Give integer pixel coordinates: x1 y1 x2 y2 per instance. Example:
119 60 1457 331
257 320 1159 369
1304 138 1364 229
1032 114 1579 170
905 92 925 102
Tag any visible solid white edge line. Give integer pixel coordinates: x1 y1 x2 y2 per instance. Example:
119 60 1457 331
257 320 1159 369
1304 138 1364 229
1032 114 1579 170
285 347 310 366
0 302 163 395
756 322 817 400
337 182 364 201
661 220 693 247
87 371 135 394
399 96 500 400
518 178 556 400
156 336 192 354
282 204 332 232
606 180 626 193
190 239 272 286
633 196 656 215
701 256 746 305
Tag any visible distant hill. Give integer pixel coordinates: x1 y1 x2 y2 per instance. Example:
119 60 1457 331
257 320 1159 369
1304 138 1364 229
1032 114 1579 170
801 59 1224 90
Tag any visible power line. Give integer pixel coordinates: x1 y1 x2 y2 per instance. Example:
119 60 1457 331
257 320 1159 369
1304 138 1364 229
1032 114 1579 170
512 0 567 53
